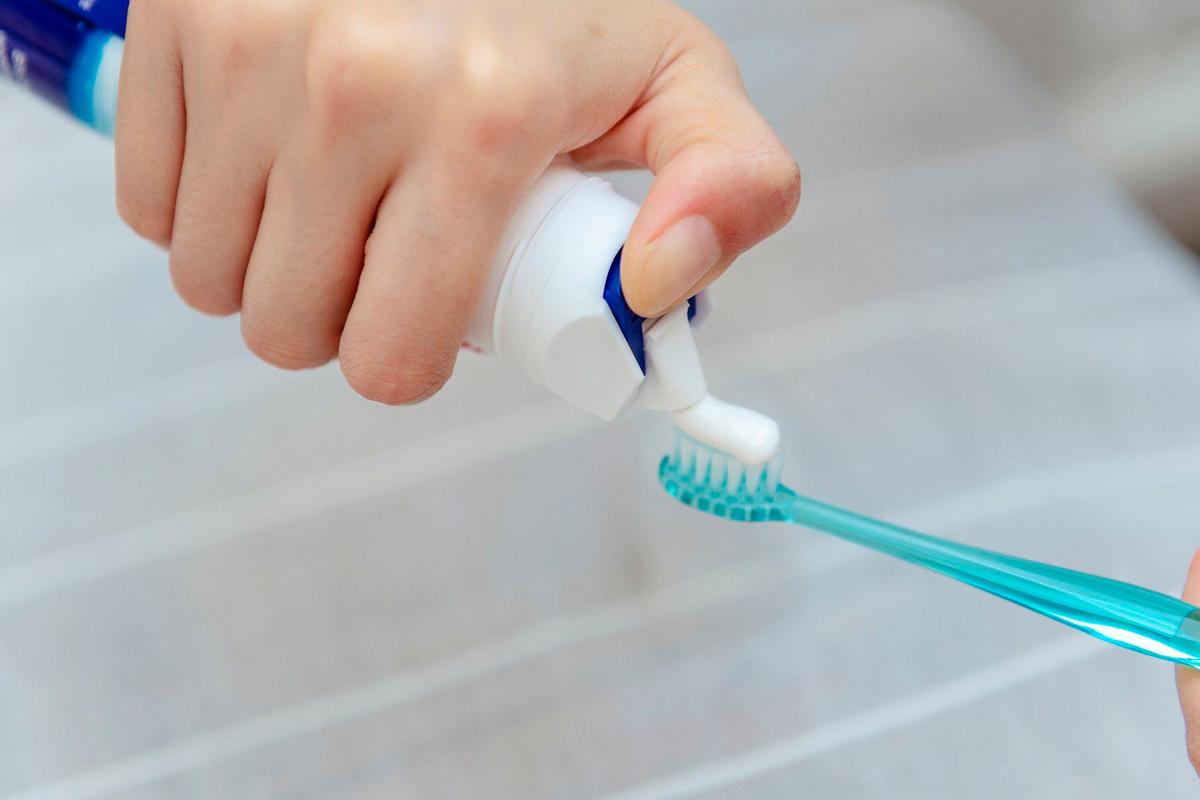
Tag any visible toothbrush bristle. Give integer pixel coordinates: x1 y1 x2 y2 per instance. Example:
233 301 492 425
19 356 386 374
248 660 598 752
659 430 791 522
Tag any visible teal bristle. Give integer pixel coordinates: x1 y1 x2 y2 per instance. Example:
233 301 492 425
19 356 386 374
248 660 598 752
658 430 792 522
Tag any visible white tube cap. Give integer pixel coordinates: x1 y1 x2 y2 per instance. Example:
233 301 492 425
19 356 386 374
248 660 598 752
479 169 645 420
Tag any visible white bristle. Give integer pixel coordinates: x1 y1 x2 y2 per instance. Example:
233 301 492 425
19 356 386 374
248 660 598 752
665 425 784 509
727 459 746 492
676 437 691 474
693 441 713 483
705 450 724 489
765 458 782 497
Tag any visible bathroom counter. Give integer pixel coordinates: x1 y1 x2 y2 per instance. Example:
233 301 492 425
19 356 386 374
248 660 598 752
2 1 1199 797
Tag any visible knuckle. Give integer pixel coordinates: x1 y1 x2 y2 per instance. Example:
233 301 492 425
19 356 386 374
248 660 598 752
183 1 286 89
241 315 336 370
457 61 551 157
305 10 429 127
213 19 270 83
663 8 737 74
680 13 731 57
168 256 240 317
340 347 453 406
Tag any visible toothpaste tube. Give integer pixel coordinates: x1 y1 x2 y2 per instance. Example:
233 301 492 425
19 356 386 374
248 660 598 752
0 0 122 132
0 26 70 110
0 0 714 423
41 0 128 37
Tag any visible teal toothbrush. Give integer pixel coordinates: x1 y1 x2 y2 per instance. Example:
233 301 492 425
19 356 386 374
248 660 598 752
660 431 1200 669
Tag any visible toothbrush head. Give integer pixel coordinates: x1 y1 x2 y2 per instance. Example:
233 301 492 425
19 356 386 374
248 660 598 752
659 430 791 521
659 397 791 522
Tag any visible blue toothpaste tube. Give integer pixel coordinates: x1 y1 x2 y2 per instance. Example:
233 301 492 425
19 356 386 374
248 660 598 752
0 27 69 110
41 0 127 37
0 0 123 132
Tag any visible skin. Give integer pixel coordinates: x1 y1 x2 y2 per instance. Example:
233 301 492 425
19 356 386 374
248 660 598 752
1178 551 1200 776
115 0 801 405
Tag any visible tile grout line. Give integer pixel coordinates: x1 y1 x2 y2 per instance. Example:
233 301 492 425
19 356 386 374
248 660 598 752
0 248 1162 471
0 251 1166 604
0 558 803 800
0 356 267 469
716 249 1178 390
592 637 1104 800
3 444 1197 799
2 306 1199 609
0 398 593 608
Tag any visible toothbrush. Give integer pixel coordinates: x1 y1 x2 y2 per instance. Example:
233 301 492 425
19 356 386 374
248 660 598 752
661 432 1200 669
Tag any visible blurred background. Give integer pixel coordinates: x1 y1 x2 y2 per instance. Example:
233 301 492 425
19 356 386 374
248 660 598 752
3 1 1200 798
956 0 1200 251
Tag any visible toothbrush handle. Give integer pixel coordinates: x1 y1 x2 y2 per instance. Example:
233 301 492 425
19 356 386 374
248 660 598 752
781 490 1200 668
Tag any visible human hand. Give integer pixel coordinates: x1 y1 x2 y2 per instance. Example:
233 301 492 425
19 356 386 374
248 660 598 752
115 0 800 404
1176 554 1200 772
1177 551 1200 776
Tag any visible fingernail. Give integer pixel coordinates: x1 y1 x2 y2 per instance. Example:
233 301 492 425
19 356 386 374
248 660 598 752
635 216 721 316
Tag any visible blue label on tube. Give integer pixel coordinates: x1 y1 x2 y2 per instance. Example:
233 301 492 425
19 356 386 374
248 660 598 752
0 24 71 110
41 0 127 37
0 0 91 62
0 0 124 131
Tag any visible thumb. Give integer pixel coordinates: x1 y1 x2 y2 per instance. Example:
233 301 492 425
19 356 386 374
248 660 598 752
571 23 801 317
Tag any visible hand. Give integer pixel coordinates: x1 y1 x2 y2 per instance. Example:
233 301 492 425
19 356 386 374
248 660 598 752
115 0 800 404
1177 551 1200 776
